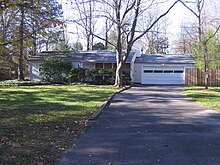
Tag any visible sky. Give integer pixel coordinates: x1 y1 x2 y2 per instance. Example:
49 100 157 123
166 1 194 52
59 0 219 53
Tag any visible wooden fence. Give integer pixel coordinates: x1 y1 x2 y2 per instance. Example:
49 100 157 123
185 68 220 86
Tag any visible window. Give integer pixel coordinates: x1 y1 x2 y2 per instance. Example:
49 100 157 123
104 63 112 69
154 70 163 73
95 63 103 69
164 70 173 73
113 63 117 69
122 64 130 73
174 70 183 73
144 70 153 73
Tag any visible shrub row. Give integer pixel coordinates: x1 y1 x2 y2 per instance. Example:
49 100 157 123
40 58 131 85
69 68 131 85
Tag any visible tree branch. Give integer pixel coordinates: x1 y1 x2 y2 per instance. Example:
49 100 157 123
205 25 220 44
133 0 179 43
178 0 199 17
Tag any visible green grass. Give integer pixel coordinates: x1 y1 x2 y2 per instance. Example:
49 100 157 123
184 86 220 112
0 79 48 86
0 85 119 165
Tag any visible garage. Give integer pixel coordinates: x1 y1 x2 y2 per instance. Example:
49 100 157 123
141 66 185 84
133 54 195 85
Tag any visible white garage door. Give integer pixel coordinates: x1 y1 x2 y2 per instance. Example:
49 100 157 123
141 66 185 84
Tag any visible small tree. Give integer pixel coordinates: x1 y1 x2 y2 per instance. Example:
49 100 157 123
92 42 105 50
54 42 72 51
179 0 220 89
192 30 220 69
40 58 72 83
73 42 83 50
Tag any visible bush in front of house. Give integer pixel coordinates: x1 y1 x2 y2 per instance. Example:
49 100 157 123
40 58 131 85
122 72 132 85
123 76 132 85
68 68 117 85
93 69 115 85
40 58 72 83
68 68 89 82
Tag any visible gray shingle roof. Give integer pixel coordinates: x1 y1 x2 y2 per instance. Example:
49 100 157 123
71 50 135 63
135 54 195 64
30 50 135 63
29 51 194 64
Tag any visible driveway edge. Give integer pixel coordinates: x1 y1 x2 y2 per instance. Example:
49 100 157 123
89 86 131 120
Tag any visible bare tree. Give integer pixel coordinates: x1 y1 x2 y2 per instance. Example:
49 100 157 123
174 22 197 54
71 0 98 50
179 0 220 89
70 0 179 86
92 0 179 87
18 4 25 80
139 10 169 54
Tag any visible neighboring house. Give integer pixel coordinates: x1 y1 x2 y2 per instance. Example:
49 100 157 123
28 50 194 84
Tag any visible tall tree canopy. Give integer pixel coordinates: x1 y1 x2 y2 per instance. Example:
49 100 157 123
0 0 63 80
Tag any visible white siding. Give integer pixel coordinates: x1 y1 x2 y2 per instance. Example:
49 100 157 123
133 63 142 83
134 63 194 84
130 53 136 82
130 62 134 82
84 62 95 69
71 62 80 68
142 66 185 84
29 61 42 80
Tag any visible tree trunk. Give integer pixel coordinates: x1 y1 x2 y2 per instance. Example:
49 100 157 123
31 13 37 56
203 41 208 89
197 0 203 43
86 34 90 50
89 0 93 50
114 0 123 87
32 24 37 56
46 40 49 51
18 5 24 81
90 33 94 50
114 62 123 87
105 19 108 49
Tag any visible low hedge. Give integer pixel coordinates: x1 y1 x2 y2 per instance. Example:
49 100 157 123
68 68 131 85
0 80 49 87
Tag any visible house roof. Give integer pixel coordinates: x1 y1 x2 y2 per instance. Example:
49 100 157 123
69 50 135 63
29 51 195 64
29 50 135 63
135 54 195 64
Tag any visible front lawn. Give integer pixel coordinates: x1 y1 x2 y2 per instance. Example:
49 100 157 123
184 86 220 112
0 85 118 165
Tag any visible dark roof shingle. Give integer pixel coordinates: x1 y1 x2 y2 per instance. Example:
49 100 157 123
135 54 194 64
30 50 135 63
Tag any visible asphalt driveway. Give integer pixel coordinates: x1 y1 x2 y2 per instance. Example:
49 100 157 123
58 86 220 165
